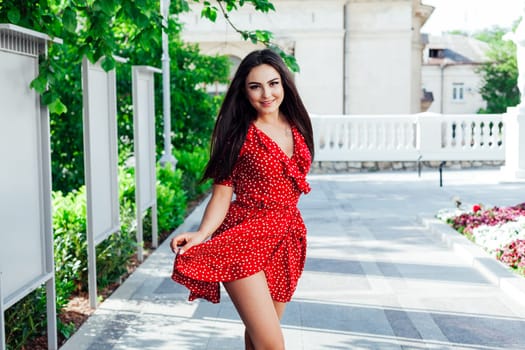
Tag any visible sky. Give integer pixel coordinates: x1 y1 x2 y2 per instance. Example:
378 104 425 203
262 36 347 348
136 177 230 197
421 0 524 35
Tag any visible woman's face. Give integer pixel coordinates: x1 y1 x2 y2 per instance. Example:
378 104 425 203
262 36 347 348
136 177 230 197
245 64 284 117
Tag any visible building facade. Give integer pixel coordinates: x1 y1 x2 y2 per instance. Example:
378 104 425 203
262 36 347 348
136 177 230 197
422 34 489 114
178 0 433 115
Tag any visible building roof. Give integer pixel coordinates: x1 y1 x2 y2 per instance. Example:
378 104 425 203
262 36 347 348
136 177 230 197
424 34 490 65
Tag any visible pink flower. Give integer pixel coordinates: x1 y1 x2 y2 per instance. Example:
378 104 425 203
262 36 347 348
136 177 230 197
497 239 525 270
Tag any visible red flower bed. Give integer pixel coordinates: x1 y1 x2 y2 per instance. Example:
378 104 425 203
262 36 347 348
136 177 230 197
497 239 525 274
450 202 525 236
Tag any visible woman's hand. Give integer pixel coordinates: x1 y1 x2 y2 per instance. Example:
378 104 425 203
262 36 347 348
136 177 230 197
171 184 233 256
170 231 209 255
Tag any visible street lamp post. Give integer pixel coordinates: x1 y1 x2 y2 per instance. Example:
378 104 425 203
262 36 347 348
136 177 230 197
159 0 177 168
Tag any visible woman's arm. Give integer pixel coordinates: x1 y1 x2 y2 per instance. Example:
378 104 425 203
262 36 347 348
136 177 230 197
170 184 233 254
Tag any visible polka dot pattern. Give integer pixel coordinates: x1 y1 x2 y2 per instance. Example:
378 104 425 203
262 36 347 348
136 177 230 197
171 123 312 303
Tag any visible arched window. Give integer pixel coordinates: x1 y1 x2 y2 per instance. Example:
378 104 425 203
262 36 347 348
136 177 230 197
228 55 241 79
206 54 242 96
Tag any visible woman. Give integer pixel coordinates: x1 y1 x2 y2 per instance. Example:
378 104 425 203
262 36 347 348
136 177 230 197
171 48 314 349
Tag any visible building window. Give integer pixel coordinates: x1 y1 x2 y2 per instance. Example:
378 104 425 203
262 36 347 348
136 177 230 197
228 55 241 79
205 55 242 96
429 48 444 58
452 83 464 101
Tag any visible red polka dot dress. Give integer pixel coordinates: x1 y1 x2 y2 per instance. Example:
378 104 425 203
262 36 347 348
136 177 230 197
171 123 312 303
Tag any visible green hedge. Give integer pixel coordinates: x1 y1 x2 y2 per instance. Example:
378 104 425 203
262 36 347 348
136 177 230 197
4 146 210 349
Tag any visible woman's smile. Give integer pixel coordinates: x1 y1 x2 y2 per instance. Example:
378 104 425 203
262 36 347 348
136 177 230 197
245 64 284 116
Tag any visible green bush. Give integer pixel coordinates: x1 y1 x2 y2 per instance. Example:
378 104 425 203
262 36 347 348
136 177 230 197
52 188 87 295
156 164 188 237
4 154 198 349
175 146 212 200
4 289 48 349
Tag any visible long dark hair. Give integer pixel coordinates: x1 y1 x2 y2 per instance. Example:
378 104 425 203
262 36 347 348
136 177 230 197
202 48 314 183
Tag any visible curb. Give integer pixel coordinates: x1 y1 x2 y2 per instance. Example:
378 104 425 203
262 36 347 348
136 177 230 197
419 215 525 307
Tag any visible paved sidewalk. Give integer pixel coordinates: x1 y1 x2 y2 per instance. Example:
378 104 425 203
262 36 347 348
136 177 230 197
61 169 525 350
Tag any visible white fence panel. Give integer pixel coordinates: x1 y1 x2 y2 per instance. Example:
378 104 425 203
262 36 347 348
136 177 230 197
418 113 504 161
311 113 505 162
81 56 121 308
0 23 60 350
132 66 160 261
312 115 420 161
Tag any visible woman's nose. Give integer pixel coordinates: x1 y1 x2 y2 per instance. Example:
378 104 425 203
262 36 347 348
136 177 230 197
262 86 271 97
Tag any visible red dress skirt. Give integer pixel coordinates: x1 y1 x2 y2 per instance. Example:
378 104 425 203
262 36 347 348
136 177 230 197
171 123 312 303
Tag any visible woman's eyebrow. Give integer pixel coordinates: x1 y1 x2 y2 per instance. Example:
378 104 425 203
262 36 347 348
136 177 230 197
247 77 280 85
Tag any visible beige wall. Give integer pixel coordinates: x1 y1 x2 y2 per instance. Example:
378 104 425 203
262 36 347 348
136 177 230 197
422 64 486 114
179 0 429 115
179 0 346 114
345 0 417 114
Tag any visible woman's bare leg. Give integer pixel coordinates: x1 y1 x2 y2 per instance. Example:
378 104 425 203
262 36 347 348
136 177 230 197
273 300 287 320
244 300 287 349
244 329 255 350
224 271 285 350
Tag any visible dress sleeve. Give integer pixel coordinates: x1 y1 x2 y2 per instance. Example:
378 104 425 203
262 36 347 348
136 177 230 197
214 176 233 187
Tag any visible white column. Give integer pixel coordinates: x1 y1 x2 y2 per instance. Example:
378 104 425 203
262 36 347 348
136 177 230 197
500 5 525 180
500 106 525 180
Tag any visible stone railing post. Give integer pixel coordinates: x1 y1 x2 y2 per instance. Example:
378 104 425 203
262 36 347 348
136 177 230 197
501 8 525 180
416 112 443 161
500 106 525 179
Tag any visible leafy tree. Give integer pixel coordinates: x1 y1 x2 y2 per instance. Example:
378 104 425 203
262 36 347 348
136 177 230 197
475 25 520 113
0 0 291 193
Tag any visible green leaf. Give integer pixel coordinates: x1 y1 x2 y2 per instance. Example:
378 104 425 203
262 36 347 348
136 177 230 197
282 53 300 73
254 29 272 43
201 6 217 22
268 45 300 73
42 90 57 105
250 0 275 12
7 8 21 24
240 31 249 40
135 13 150 28
72 0 88 6
63 7 78 33
101 56 116 71
248 32 258 44
134 0 148 8
225 2 237 11
98 0 117 15
48 98 68 115
177 0 191 13
30 75 48 94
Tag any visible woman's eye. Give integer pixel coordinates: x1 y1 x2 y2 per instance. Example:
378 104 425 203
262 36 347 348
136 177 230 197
249 85 260 90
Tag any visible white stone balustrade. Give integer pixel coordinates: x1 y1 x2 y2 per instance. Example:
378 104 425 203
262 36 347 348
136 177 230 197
311 113 505 162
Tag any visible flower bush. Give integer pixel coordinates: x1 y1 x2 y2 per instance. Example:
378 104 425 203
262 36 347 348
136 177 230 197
473 216 525 254
437 201 525 276
448 203 525 237
498 239 525 274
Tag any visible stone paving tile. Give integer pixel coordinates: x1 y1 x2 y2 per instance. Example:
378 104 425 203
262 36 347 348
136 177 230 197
61 170 525 350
